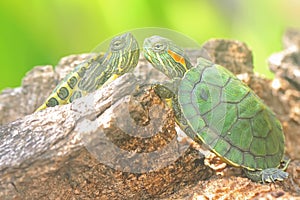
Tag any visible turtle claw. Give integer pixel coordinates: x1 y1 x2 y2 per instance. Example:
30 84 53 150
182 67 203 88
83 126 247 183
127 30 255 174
261 168 289 183
244 168 289 183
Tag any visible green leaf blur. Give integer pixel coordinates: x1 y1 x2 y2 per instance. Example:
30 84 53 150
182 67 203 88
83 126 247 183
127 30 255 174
0 0 299 91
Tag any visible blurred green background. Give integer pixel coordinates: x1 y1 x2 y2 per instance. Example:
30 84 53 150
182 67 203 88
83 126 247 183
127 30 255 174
0 0 299 91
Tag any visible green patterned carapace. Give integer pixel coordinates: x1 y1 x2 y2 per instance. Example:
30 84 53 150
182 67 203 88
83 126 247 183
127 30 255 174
36 33 139 111
143 35 288 183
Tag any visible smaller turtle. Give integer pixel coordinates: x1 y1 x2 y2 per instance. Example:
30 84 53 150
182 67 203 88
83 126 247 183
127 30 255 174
143 35 289 183
36 32 140 111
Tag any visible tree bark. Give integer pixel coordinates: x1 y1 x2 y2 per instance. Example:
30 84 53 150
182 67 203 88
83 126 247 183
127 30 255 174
0 66 212 199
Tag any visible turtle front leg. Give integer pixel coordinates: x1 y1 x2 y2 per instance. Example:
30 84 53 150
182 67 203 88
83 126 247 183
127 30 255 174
243 168 289 183
151 78 182 99
152 83 176 99
152 83 198 140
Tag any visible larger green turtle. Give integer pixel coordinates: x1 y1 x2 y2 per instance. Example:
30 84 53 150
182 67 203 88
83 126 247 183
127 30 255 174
36 32 139 111
143 35 289 183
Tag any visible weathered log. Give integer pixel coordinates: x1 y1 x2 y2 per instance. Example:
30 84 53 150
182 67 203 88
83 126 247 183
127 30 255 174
0 72 214 199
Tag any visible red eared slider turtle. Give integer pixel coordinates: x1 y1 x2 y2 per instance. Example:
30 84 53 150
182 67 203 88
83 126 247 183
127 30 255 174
143 35 289 183
36 32 139 111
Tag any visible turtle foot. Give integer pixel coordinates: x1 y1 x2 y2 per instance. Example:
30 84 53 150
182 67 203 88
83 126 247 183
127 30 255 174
261 168 289 183
244 168 289 183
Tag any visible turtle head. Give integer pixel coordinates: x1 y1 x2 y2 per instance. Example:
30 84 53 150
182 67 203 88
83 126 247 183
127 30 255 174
143 35 192 79
107 32 140 75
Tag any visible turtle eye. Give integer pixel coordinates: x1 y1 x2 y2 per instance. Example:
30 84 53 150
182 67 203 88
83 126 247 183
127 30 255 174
113 40 121 47
111 39 125 50
153 43 165 52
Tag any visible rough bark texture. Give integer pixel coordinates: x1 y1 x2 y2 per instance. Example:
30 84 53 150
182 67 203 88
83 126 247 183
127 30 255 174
0 33 299 199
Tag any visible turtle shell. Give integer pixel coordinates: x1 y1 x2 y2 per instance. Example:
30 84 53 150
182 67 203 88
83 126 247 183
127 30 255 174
178 58 285 171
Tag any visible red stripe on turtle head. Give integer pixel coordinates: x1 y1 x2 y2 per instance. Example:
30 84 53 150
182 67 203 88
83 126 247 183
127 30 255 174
167 49 186 68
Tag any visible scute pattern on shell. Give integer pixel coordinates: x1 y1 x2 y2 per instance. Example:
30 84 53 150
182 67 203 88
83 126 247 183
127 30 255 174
178 58 285 170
